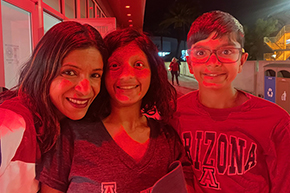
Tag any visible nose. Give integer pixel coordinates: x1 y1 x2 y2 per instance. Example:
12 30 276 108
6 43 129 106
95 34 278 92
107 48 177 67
120 64 135 78
75 78 92 96
206 53 221 67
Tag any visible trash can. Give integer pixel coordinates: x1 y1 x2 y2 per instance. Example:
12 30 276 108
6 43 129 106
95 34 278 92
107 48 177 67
264 63 290 113
264 69 276 103
276 69 290 113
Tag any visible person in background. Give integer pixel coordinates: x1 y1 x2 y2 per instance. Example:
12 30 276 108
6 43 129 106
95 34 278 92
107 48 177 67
0 21 107 193
37 28 194 193
171 10 290 192
169 57 180 86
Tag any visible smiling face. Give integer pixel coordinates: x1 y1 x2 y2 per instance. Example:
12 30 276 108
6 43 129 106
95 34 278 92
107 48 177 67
105 42 151 108
49 47 103 120
187 32 248 90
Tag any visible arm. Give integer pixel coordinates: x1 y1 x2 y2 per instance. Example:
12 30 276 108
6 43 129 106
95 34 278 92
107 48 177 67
169 62 173 71
0 108 39 192
270 117 290 192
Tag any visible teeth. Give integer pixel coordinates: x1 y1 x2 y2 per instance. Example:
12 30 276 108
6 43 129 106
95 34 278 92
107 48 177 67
68 98 88 104
207 74 218 77
119 86 136 89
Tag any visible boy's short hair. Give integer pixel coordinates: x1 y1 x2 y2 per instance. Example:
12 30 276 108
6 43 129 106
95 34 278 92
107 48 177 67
187 10 245 49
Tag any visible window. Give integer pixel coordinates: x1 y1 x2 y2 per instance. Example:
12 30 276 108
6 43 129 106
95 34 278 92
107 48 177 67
43 0 60 12
80 0 86 18
65 0 75 18
1 0 32 88
43 11 61 33
88 0 95 18
96 6 101 18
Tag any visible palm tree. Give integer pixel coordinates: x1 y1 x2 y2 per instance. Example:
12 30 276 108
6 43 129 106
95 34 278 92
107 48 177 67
159 1 198 57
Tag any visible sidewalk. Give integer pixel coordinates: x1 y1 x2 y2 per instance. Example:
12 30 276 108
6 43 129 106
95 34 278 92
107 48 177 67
167 72 199 98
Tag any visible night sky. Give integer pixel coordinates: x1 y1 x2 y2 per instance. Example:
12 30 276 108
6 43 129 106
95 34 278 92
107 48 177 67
143 0 290 37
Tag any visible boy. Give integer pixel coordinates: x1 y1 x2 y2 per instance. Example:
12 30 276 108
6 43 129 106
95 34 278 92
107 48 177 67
172 10 290 192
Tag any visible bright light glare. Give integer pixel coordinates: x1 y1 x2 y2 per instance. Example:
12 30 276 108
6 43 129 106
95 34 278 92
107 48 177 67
158 52 170 57
181 50 188 61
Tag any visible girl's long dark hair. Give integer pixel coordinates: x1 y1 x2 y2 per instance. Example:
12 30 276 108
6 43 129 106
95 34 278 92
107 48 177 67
90 28 176 123
0 21 107 153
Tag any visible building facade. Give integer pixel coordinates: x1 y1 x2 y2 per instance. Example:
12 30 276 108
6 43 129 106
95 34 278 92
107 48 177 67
0 0 145 89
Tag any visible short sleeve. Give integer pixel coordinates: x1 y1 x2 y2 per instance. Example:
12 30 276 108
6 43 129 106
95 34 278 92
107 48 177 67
0 109 26 175
0 108 39 193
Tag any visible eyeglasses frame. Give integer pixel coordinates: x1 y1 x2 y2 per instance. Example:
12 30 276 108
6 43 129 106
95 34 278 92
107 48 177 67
187 47 245 64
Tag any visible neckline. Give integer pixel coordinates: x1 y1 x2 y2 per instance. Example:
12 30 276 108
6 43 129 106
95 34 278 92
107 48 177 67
194 90 253 121
100 118 157 170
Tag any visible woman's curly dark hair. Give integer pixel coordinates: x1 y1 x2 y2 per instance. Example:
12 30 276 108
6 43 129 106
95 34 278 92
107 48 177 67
90 28 176 123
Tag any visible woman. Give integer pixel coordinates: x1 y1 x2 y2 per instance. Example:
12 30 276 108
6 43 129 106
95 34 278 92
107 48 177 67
0 21 107 193
38 28 193 193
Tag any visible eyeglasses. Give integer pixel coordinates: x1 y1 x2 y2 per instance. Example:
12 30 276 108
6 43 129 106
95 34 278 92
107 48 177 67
187 47 245 63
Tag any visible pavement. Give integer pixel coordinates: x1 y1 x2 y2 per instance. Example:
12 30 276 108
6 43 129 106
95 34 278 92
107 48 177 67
167 72 199 98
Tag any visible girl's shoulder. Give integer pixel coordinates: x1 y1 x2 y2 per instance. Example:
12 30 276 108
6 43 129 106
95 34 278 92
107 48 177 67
147 118 178 139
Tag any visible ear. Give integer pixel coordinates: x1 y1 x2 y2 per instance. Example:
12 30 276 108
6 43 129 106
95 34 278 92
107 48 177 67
238 52 248 73
186 56 194 74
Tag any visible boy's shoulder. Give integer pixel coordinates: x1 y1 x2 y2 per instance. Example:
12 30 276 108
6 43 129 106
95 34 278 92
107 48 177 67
177 90 198 104
175 91 200 115
246 93 289 116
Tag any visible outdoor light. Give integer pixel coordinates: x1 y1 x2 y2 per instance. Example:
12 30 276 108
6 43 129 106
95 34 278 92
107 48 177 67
127 14 131 16
125 6 130 8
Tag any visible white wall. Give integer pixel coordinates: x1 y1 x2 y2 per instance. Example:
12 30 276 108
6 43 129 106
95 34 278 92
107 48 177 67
233 61 256 94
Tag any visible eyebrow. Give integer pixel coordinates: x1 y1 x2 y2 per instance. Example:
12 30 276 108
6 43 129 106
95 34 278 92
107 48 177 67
192 43 240 49
62 64 103 71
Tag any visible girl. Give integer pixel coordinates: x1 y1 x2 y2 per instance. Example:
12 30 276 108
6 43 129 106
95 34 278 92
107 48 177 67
0 21 107 193
38 28 193 193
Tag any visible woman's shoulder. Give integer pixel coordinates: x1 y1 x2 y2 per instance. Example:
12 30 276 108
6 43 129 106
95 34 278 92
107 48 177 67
0 97 34 127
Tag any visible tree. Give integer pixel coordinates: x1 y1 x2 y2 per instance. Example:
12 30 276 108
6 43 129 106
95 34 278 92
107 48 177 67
159 0 199 58
244 18 279 60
